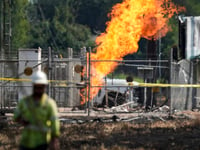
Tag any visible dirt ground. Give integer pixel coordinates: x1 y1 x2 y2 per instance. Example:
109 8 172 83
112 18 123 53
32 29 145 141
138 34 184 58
1 111 200 150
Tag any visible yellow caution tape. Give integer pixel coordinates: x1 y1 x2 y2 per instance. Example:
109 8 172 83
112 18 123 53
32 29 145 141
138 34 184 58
138 83 200 88
0 77 200 88
0 78 67 83
0 78 31 82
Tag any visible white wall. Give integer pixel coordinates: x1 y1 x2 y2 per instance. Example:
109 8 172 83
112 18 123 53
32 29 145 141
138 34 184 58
18 48 42 100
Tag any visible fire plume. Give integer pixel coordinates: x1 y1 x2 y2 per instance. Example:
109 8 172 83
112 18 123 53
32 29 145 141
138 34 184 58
82 0 184 104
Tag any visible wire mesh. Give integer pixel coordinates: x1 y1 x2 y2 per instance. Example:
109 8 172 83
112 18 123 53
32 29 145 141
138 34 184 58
1 48 200 116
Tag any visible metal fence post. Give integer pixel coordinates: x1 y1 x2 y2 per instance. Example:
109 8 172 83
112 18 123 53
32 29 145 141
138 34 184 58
87 47 91 116
67 48 73 107
48 47 52 96
169 48 173 115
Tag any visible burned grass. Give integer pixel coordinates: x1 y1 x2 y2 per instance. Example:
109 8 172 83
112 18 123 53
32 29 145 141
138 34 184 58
1 112 200 150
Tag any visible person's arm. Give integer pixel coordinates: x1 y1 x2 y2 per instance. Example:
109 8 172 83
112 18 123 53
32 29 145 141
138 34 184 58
48 100 60 150
13 99 30 126
49 137 60 150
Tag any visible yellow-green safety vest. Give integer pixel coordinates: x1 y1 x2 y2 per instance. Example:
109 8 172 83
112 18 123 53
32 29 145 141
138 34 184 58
13 93 60 148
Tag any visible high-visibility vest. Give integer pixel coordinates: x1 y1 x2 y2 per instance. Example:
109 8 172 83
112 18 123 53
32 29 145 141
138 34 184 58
13 93 60 148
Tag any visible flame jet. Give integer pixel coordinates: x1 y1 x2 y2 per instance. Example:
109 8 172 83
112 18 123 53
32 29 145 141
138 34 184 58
85 0 184 103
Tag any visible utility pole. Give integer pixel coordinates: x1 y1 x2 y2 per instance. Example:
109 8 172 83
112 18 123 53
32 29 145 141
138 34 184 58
4 0 12 58
0 0 11 59
0 0 4 59
48 47 52 96
158 34 162 79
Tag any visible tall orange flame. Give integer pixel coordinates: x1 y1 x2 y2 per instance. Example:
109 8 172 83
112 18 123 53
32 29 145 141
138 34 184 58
83 0 185 104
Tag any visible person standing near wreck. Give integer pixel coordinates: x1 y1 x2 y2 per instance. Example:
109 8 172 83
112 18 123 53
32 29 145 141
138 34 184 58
13 70 60 150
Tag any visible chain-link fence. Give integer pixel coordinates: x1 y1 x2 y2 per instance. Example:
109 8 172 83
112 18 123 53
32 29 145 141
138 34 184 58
83 55 170 114
1 47 200 116
0 57 170 115
0 48 83 113
170 54 200 112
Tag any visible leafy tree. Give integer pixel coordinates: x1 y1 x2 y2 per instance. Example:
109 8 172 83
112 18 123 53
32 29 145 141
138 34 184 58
27 0 95 55
173 0 200 16
11 0 30 51
75 0 122 33
51 1 94 53
10 0 200 58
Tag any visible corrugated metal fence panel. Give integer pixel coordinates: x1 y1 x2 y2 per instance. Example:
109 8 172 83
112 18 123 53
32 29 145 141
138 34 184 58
170 60 195 111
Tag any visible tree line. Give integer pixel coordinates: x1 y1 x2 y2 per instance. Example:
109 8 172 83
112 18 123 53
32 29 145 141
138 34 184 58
11 0 121 57
10 0 200 58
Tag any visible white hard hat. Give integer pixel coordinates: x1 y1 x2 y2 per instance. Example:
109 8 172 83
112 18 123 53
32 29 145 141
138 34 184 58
31 71 48 85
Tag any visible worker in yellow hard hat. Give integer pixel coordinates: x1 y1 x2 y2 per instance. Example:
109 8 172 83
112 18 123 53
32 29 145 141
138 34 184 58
13 70 60 150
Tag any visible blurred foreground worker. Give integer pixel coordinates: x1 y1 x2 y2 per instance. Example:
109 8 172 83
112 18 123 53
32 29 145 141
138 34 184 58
13 71 60 150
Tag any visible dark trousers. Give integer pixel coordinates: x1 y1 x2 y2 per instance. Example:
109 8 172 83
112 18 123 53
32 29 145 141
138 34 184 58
19 144 48 150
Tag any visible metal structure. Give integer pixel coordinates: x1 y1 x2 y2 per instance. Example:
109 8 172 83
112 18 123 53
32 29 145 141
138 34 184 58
0 0 11 59
170 47 200 112
0 48 82 114
86 50 170 113
137 67 154 108
0 0 12 114
0 46 171 115
1 45 200 116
